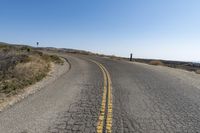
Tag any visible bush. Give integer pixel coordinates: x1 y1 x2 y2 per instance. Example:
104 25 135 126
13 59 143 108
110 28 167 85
0 54 50 97
41 54 63 65
0 46 64 99
196 70 200 74
50 55 64 64
27 48 31 52
149 60 164 66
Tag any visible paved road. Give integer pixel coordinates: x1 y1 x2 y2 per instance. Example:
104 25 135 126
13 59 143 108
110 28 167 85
1 54 200 133
93 57 200 133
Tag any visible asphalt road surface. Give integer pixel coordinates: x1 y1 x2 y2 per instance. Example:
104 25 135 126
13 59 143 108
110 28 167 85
1 54 200 133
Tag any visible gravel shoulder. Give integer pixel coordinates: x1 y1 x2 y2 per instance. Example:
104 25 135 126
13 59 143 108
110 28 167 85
0 57 69 112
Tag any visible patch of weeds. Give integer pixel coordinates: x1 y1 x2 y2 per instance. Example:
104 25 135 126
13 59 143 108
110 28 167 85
149 60 164 66
41 54 64 65
49 55 64 64
196 70 200 74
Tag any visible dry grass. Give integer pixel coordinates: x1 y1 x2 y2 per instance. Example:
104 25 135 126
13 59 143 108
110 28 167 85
0 44 65 103
109 55 122 60
0 45 63 99
196 70 200 74
149 60 164 66
14 55 50 81
41 54 64 65
0 55 50 97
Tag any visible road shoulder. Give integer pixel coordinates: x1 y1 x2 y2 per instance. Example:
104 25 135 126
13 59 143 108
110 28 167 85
0 57 70 112
129 61 200 89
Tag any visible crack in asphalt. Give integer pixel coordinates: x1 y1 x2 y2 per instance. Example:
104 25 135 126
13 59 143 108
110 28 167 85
108 60 200 133
47 60 103 133
2 55 200 133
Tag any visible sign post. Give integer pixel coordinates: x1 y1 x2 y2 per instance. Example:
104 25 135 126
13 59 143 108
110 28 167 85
130 53 133 61
36 42 39 47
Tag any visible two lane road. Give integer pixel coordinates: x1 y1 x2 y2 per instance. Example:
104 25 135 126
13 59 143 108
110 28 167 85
0 54 200 132
93 56 200 132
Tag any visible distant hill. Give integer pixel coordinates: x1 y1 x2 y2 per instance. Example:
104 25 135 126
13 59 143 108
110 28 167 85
36 47 94 55
1 41 200 73
0 42 95 55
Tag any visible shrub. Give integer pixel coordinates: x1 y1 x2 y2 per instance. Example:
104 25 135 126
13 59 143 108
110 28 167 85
0 54 50 97
0 46 63 99
149 60 164 66
196 70 200 74
41 54 63 65
27 48 31 52
50 55 64 64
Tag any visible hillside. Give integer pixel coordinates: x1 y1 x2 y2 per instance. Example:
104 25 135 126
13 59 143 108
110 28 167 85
0 43 63 102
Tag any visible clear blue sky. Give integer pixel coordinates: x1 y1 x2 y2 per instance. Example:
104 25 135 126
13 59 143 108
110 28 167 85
0 0 200 61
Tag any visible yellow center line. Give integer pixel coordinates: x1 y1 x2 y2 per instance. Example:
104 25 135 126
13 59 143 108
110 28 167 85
103 66 113 133
89 60 113 133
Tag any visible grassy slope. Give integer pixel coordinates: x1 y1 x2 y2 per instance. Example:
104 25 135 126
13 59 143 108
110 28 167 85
0 44 63 101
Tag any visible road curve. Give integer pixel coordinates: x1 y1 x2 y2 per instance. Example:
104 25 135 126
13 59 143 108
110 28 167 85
1 54 200 133
0 55 103 133
92 56 200 133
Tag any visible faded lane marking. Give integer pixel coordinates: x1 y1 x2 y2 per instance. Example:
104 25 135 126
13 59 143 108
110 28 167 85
89 60 113 133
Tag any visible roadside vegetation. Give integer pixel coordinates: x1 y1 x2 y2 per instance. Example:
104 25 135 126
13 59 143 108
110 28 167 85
133 58 200 74
0 44 63 102
149 60 164 66
196 70 200 74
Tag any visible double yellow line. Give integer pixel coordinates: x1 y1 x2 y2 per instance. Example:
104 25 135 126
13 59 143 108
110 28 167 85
90 60 113 133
